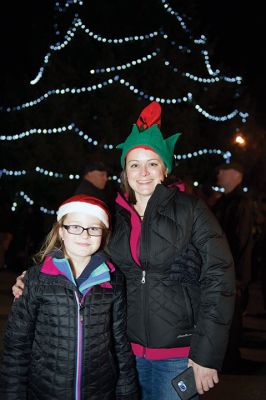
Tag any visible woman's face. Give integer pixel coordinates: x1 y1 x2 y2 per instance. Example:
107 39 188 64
125 148 166 199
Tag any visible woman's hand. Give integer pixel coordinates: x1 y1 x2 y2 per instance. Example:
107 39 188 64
12 271 26 299
188 359 219 394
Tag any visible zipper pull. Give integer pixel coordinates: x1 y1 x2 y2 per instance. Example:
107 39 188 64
80 304 85 322
141 270 146 284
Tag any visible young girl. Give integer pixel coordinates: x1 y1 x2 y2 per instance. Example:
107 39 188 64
0 194 139 400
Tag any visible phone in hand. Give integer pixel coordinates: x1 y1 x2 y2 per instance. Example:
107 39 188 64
171 366 197 400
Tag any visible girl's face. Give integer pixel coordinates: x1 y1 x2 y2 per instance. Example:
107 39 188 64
59 212 103 265
126 148 166 199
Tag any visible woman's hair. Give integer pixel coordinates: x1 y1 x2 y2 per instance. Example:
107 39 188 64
33 215 110 264
120 170 137 204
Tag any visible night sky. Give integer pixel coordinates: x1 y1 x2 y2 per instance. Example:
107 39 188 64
0 1 265 128
197 1 266 130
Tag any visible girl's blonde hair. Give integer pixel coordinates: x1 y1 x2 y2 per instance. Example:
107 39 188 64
33 219 64 264
33 216 110 264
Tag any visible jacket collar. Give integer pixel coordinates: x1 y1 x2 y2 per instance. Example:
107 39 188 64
41 251 113 294
116 184 178 220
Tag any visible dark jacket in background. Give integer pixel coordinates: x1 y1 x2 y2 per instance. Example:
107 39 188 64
213 186 253 287
109 184 235 371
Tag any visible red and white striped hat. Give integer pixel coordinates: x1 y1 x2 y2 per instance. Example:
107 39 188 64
57 194 110 228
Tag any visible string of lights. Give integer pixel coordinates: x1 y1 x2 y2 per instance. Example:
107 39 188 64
1 1 250 218
30 17 160 85
11 192 56 215
90 49 160 75
0 148 231 185
12 178 249 216
0 77 249 122
53 1 84 40
0 166 120 182
30 23 231 86
163 60 242 84
28 5 237 88
89 48 242 85
55 0 83 13
0 123 113 147
160 0 213 50
1 77 118 112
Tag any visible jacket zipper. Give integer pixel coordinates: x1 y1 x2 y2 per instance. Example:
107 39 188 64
140 218 149 348
74 292 85 400
141 270 146 283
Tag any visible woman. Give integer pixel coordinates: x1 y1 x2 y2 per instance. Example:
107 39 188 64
13 102 235 400
109 102 235 399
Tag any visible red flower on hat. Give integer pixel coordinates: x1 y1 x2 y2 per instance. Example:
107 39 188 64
136 101 161 131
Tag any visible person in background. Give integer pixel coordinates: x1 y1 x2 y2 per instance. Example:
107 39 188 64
11 101 236 400
0 194 139 400
73 161 116 216
213 162 254 372
0 197 14 270
165 167 195 194
75 161 116 215
195 182 222 209
252 196 266 317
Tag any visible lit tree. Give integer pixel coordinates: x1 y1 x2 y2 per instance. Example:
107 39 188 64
0 0 250 214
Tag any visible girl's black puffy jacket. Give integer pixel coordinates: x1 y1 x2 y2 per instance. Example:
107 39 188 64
109 184 235 371
0 262 138 400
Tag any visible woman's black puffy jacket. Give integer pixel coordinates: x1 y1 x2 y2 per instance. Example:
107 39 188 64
109 184 235 370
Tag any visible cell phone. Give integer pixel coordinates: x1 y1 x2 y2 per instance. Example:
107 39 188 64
171 366 197 400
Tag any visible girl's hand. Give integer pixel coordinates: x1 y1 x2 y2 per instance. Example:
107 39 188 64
188 359 219 394
12 271 26 299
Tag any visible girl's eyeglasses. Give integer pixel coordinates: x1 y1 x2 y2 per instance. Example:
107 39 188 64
63 224 104 237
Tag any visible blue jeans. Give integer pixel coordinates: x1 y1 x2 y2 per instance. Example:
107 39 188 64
136 356 199 400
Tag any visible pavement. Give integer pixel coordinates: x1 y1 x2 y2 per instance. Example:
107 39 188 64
0 269 266 399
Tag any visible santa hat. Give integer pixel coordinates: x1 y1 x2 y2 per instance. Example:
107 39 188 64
57 194 110 228
117 101 181 173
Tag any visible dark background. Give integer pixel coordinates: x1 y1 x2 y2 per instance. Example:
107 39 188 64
0 0 265 211
197 0 266 129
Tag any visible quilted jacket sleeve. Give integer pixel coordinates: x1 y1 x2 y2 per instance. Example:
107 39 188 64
112 272 139 400
0 267 40 399
188 198 235 371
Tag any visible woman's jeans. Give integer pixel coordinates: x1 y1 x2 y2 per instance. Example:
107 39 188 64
136 356 199 400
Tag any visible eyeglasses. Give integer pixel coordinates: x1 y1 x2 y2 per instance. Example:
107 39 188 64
63 224 104 237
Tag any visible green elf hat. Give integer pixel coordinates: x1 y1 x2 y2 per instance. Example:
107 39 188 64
117 101 181 173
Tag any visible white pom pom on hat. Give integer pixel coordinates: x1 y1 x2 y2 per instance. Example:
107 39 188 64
57 194 110 228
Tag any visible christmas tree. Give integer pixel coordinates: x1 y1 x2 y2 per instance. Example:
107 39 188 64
0 0 251 216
